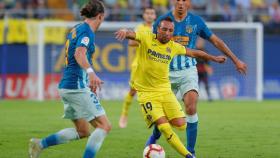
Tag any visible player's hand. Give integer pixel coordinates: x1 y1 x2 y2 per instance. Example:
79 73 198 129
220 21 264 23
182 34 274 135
213 55 227 63
88 72 104 94
235 59 247 75
115 29 128 41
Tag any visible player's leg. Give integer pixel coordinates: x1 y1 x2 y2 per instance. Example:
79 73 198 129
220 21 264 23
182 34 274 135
83 115 111 158
180 67 199 156
140 92 192 157
145 76 181 145
155 117 192 157
119 87 137 128
168 117 196 158
29 89 85 158
161 93 194 157
145 90 181 146
169 117 186 130
81 90 111 158
29 126 81 158
183 90 198 155
119 65 138 128
145 117 187 146
163 91 187 131
140 97 162 146
41 120 83 147
145 125 161 146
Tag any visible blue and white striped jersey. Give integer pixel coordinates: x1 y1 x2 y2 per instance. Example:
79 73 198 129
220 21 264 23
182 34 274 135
153 11 213 71
59 22 95 89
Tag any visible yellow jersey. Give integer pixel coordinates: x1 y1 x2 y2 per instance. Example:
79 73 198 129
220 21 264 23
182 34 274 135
134 31 187 92
131 23 153 67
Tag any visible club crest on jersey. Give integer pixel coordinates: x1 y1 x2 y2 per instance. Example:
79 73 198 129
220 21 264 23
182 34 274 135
166 47 171 54
186 25 193 33
81 37 89 46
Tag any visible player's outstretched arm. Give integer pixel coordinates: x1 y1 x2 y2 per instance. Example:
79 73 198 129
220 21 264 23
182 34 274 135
74 47 104 93
128 39 139 47
128 40 139 47
115 29 137 41
209 34 247 74
186 48 227 63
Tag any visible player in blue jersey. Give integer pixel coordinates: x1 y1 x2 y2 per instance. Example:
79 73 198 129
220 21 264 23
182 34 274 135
146 0 247 157
29 1 111 158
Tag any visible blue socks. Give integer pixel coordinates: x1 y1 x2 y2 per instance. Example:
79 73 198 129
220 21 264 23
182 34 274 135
186 114 198 154
41 128 79 149
145 125 161 146
83 128 107 158
41 134 58 148
39 127 107 158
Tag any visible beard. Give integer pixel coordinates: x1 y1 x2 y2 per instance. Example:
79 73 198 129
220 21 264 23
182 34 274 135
159 38 169 44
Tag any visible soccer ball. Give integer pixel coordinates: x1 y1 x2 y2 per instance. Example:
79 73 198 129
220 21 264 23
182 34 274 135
143 144 165 158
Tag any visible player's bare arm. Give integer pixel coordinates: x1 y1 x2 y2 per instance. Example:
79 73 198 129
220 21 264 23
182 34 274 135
209 34 247 74
128 39 139 47
186 48 227 63
115 29 138 41
74 47 103 93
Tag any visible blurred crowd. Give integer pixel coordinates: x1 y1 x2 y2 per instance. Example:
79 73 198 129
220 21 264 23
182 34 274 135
0 0 280 33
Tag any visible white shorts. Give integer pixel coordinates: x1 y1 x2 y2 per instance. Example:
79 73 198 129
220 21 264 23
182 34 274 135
58 88 106 122
169 66 199 99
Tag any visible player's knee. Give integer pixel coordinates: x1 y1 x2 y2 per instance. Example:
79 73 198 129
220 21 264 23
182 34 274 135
129 88 137 96
104 123 112 133
173 124 186 131
97 122 112 133
186 105 197 115
183 91 198 115
77 129 91 138
170 118 186 130
184 100 197 115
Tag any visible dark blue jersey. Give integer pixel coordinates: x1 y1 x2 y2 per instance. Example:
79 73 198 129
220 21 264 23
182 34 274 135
59 22 95 89
153 11 213 71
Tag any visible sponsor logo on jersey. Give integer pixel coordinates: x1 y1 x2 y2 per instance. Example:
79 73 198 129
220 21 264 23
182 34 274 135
147 49 171 60
172 36 190 46
81 37 89 46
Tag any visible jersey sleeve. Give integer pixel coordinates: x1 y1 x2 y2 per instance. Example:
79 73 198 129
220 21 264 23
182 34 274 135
197 17 213 39
76 32 91 48
135 24 141 32
135 31 146 43
174 42 187 55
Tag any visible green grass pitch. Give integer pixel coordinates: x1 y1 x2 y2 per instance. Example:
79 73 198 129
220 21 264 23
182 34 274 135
0 100 279 158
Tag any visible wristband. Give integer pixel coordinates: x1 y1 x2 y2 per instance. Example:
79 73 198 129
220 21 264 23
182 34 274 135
86 67 94 74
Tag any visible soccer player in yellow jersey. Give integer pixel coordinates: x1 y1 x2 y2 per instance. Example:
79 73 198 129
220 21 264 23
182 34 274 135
115 17 226 158
119 7 156 128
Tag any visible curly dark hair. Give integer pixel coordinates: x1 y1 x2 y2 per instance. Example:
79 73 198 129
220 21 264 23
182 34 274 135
80 0 105 18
